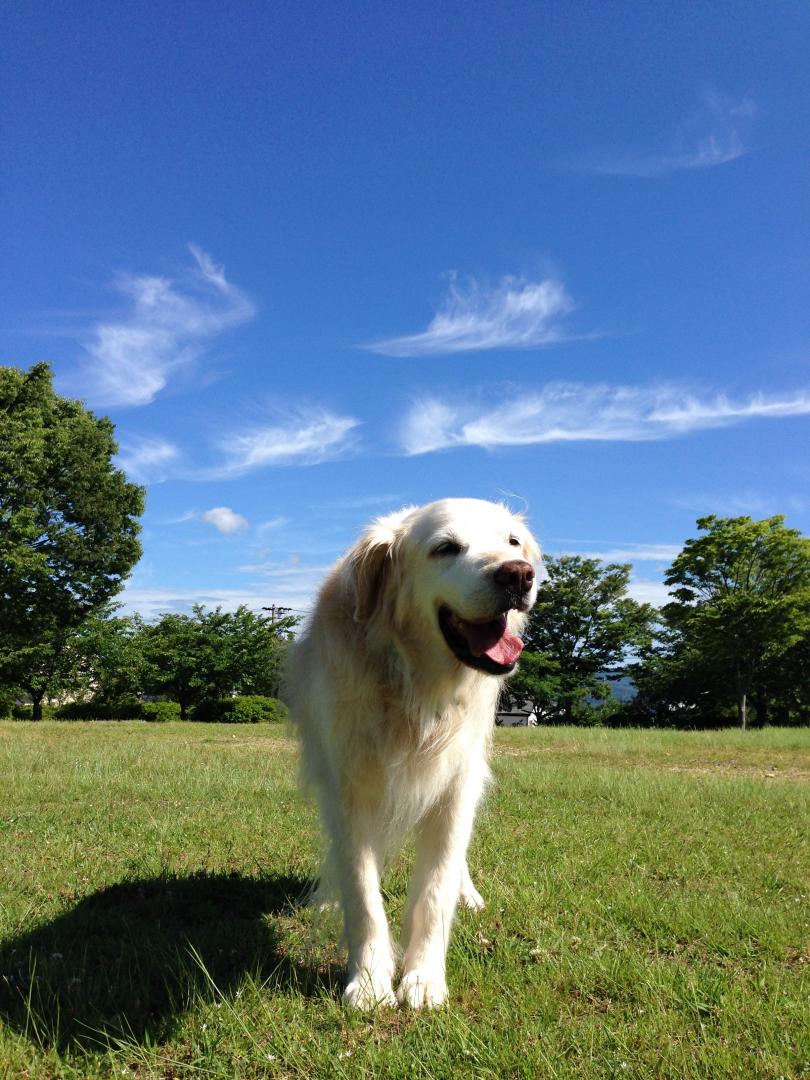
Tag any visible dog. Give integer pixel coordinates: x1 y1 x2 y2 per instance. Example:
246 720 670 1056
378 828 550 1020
287 498 541 1009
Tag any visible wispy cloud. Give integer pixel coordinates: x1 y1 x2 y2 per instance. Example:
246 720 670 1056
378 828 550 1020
118 584 312 620
161 510 198 525
366 274 576 357
201 506 249 534
670 491 810 519
77 245 255 407
120 560 330 618
400 383 810 455
557 543 682 564
207 409 360 478
626 579 673 608
590 92 757 178
256 516 288 534
116 435 181 483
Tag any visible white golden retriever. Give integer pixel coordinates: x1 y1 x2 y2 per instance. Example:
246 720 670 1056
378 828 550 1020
287 498 541 1009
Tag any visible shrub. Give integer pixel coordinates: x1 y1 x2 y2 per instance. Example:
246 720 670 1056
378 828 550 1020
56 699 143 721
11 702 57 720
54 698 179 721
140 700 181 723
192 695 289 723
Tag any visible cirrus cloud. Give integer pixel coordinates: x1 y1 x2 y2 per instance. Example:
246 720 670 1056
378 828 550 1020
115 434 181 483
77 245 255 407
589 92 758 178
399 383 810 455
366 273 577 357
207 409 361 479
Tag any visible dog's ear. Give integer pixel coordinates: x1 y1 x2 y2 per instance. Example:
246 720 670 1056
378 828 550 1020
348 512 404 622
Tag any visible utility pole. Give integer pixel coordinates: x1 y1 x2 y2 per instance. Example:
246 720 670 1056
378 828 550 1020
262 605 292 634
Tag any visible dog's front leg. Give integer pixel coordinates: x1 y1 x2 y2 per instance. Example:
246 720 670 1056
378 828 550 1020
336 826 397 1010
398 771 484 1008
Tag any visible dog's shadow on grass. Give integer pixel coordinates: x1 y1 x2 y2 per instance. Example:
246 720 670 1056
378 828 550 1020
0 870 341 1050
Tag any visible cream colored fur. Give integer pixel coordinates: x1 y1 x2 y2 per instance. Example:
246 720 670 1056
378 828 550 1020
286 498 540 1009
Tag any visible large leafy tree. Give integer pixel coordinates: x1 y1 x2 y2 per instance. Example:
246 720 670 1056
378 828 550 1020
506 555 654 722
0 363 144 717
661 515 810 729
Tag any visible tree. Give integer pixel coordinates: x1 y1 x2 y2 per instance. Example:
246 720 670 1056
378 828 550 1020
506 555 654 722
140 605 298 719
72 609 148 705
0 363 144 717
662 515 810 729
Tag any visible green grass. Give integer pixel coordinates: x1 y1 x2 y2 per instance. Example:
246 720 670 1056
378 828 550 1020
0 722 807 1079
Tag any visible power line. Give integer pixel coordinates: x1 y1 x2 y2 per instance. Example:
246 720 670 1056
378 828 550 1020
262 604 293 622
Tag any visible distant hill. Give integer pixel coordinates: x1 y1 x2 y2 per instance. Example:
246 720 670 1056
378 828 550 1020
592 673 637 703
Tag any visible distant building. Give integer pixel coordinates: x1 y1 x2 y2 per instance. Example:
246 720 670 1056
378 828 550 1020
496 703 538 727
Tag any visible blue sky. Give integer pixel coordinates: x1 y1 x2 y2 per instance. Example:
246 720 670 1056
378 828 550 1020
2 1 809 618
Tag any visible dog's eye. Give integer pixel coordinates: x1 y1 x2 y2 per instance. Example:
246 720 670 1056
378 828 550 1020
508 536 521 547
431 539 463 557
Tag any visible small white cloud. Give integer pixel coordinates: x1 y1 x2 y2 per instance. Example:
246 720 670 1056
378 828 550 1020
591 92 757 177
366 274 576 357
400 383 810 455
202 506 249 534
78 245 255 407
208 409 360 478
116 435 180 483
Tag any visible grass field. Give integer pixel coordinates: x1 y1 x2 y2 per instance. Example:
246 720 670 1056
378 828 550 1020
0 722 807 1079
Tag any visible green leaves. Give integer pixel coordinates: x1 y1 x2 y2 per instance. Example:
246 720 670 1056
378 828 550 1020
648 516 810 728
140 605 299 719
0 363 144 712
507 555 654 722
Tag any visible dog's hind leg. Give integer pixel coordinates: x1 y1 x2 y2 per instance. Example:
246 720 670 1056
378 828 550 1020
459 860 485 911
306 844 341 912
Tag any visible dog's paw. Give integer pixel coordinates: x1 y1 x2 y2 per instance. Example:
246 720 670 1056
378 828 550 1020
459 881 485 911
396 969 449 1009
343 969 397 1011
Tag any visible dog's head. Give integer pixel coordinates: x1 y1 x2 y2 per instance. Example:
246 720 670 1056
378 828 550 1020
348 498 543 676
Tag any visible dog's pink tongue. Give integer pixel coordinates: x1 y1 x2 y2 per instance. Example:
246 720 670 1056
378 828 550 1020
459 615 524 666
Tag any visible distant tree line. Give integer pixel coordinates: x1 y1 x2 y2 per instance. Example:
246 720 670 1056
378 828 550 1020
0 603 296 722
2 362 808 728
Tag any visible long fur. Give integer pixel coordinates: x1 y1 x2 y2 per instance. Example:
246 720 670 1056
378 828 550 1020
286 498 540 1009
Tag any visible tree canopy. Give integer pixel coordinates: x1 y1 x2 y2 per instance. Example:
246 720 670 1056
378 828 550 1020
505 554 654 722
655 515 810 728
0 363 144 716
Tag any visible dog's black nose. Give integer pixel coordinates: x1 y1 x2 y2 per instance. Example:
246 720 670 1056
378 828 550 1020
494 559 535 595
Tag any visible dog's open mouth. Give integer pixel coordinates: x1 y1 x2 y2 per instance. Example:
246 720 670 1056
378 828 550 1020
438 606 524 675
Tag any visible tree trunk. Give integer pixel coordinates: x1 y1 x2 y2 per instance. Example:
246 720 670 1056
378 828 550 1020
753 690 769 728
31 694 43 722
735 662 747 731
